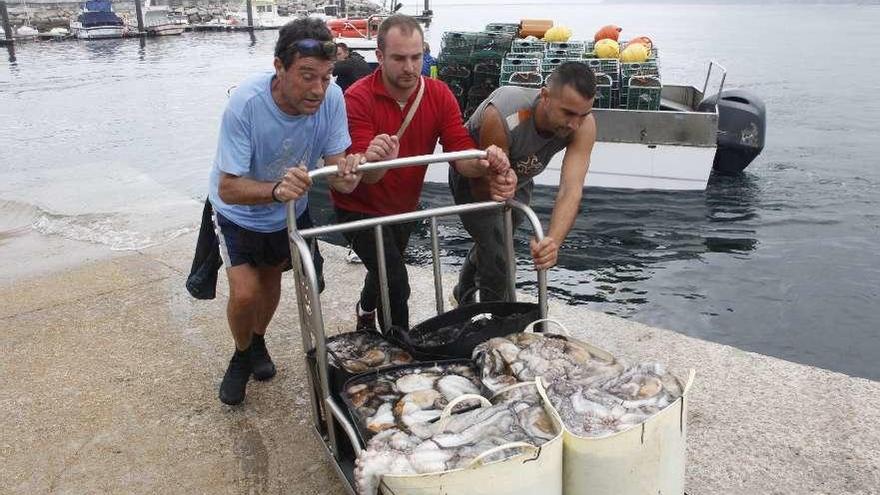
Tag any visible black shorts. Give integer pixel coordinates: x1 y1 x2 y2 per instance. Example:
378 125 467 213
213 209 322 272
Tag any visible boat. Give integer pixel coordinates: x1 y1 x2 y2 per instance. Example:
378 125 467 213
9 0 38 39
70 0 125 39
233 0 293 28
15 24 37 38
143 0 185 36
328 1 433 68
420 26 765 191
308 2 341 22
42 26 71 40
329 16 382 67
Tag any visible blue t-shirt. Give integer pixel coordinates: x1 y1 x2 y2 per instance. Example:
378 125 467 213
208 72 351 233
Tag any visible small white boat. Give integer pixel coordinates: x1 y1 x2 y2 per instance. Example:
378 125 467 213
143 0 185 36
15 25 38 38
70 0 125 39
307 3 341 22
234 0 293 28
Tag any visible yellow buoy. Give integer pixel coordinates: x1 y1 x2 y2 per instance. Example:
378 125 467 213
620 42 650 63
594 38 620 59
542 25 572 42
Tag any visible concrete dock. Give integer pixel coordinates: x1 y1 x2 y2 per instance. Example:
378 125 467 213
1 232 878 494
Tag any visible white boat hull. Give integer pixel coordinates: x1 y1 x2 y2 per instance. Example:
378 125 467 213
72 25 125 39
569 142 715 190
425 85 719 191
424 142 715 191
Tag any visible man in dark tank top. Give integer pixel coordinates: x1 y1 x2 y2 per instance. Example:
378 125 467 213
449 62 597 303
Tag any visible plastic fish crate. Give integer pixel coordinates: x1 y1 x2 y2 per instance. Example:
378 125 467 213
437 62 471 82
502 57 541 73
622 75 662 110
501 71 543 88
593 72 614 109
505 52 543 61
547 41 587 53
472 59 503 88
545 48 579 59
619 62 660 108
620 61 659 79
437 51 471 65
511 39 546 54
541 57 581 80
469 49 506 63
473 32 514 52
583 58 620 87
484 22 520 36
440 31 477 56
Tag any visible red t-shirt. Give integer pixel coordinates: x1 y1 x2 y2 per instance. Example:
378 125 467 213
330 69 476 216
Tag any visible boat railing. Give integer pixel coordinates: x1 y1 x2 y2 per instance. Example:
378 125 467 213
701 60 727 108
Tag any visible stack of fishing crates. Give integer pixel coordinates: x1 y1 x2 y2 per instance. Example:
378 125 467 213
500 55 543 88
437 26 515 119
615 40 661 110
466 31 514 117
501 40 619 110
438 31 477 111
501 39 544 87
581 58 620 109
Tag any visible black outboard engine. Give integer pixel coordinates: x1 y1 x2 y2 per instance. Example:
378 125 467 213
699 90 766 174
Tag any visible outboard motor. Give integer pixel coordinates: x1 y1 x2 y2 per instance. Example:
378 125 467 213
699 89 766 174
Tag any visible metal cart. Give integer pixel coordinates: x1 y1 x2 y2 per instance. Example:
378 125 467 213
285 150 550 494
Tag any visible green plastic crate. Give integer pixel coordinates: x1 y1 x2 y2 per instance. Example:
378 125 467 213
546 41 587 55
511 39 545 54
484 22 520 36
623 75 662 110
582 58 620 87
619 62 660 109
503 71 543 88
592 72 614 109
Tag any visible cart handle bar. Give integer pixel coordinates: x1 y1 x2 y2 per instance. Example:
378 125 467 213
306 149 486 181
295 199 543 241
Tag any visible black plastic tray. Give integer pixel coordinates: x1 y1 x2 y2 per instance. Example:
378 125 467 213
387 302 542 360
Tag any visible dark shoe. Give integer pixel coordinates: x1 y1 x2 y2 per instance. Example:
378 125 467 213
356 304 377 333
250 334 277 381
219 348 253 405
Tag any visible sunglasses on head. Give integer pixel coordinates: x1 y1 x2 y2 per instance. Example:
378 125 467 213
289 39 337 59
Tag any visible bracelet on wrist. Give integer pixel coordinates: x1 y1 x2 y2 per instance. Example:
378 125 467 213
271 181 283 203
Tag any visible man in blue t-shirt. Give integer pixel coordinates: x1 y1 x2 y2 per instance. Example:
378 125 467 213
208 18 363 405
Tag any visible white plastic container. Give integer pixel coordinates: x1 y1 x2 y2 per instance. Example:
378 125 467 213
378 386 564 495
537 371 696 495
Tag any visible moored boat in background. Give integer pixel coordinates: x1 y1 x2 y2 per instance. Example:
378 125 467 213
70 0 125 40
143 0 185 36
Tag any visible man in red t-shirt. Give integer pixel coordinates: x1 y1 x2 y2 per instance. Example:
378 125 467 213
331 14 516 331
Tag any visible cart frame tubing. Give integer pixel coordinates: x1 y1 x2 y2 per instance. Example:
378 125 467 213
284 150 549 477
